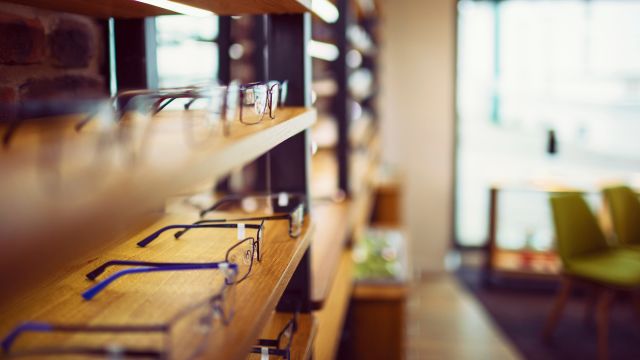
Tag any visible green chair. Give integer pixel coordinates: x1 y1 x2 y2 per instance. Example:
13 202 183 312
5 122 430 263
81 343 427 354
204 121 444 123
543 193 640 360
603 185 640 251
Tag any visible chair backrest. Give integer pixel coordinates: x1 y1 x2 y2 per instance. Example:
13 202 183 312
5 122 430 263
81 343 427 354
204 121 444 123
550 193 609 263
603 185 640 246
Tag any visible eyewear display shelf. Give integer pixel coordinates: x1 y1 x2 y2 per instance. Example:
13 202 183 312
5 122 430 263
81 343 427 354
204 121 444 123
4 0 313 18
0 212 316 360
0 108 316 296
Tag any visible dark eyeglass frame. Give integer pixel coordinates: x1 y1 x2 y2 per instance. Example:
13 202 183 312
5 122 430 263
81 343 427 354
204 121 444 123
197 203 304 238
198 193 306 238
73 84 237 159
250 312 298 360
1 104 120 195
200 192 306 215
136 221 264 262
82 240 252 300
2 265 237 358
238 80 287 125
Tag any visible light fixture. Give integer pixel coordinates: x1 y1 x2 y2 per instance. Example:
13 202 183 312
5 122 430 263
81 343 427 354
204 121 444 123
346 49 363 68
134 0 214 17
308 40 339 62
311 0 339 23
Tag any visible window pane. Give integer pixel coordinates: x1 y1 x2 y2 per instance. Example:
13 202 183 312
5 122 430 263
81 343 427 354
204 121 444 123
155 15 219 88
456 0 640 247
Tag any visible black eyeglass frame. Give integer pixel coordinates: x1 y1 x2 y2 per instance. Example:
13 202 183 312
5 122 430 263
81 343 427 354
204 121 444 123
250 312 298 360
135 221 264 263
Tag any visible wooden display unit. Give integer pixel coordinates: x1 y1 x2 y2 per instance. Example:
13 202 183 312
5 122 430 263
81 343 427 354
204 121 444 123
0 107 316 298
0 213 314 359
0 1 327 360
0 0 382 358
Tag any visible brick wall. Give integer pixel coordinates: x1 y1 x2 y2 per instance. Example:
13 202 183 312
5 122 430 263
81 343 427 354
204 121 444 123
0 2 106 121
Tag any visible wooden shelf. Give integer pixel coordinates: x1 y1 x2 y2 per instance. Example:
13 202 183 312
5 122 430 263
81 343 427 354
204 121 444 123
313 251 354 360
249 312 317 360
5 0 313 18
0 211 314 360
0 107 316 299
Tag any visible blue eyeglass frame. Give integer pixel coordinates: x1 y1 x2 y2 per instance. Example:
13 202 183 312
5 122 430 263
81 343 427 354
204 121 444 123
2 264 238 357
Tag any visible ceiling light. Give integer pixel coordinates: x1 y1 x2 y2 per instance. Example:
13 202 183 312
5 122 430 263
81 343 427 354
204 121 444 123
135 0 214 17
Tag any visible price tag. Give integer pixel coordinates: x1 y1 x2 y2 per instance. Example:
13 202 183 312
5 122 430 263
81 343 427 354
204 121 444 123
261 347 269 360
237 223 246 240
106 343 124 360
278 192 289 207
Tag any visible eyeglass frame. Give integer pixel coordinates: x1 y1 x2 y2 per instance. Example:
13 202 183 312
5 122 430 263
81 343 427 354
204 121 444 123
1 262 238 358
82 238 254 301
238 80 288 125
198 193 306 238
135 221 264 263
250 312 298 360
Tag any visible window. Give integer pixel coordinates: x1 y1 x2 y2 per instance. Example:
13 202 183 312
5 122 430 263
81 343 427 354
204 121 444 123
456 0 640 247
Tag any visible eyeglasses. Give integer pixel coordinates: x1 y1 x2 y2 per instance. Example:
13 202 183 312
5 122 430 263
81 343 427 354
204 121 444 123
83 237 256 300
84 231 254 300
110 84 240 165
199 193 306 238
136 221 264 263
1 100 122 196
2 264 237 359
238 80 288 125
201 204 304 238
250 312 298 360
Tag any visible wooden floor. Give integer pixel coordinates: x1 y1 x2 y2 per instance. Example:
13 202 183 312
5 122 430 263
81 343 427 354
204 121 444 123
405 274 522 360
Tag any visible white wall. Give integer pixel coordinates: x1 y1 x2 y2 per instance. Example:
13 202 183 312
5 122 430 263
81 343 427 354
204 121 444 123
379 0 457 274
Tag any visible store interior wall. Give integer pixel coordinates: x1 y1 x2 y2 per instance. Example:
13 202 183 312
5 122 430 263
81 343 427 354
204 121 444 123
379 0 457 274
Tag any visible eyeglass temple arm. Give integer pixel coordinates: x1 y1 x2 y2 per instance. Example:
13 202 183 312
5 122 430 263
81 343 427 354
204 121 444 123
136 225 189 247
2 322 51 353
138 223 257 247
2 119 23 149
82 263 227 301
10 346 164 358
200 193 307 217
199 198 237 217
2 322 166 353
86 259 224 281
174 221 261 239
